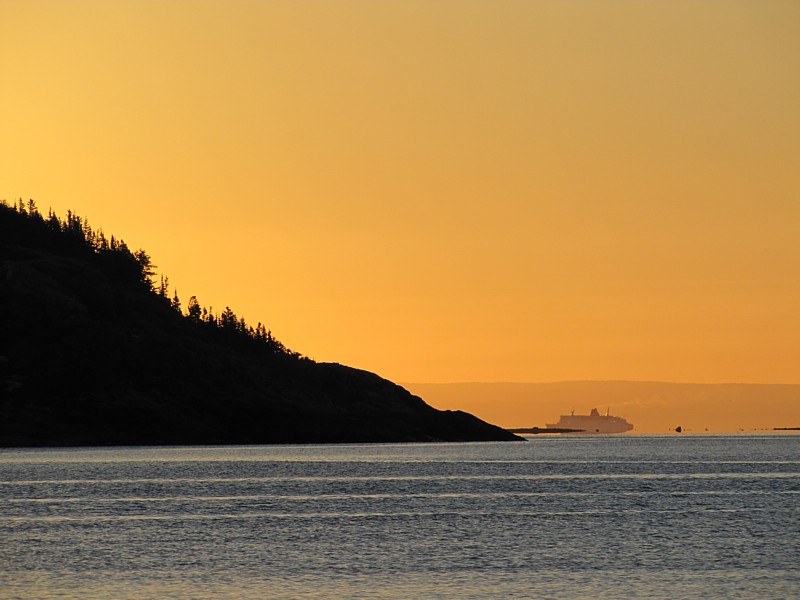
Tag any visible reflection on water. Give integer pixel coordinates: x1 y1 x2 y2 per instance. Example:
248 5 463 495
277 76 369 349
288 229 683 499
2 436 799 599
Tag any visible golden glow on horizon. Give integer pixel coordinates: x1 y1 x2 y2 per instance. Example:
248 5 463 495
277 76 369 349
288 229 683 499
2 1 799 387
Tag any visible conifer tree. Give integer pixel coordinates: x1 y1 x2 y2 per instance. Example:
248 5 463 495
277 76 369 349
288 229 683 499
133 249 155 289
171 290 181 312
187 296 202 322
158 275 169 298
220 307 237 331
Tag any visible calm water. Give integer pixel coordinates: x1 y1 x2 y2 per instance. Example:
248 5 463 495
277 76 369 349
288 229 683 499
1 435 798 599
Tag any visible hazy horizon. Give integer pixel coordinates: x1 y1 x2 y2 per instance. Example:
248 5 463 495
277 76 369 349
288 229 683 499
405 380 800 434
405 378 800 386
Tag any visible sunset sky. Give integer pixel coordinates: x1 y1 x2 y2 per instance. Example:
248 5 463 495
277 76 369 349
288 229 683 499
2 1 799 387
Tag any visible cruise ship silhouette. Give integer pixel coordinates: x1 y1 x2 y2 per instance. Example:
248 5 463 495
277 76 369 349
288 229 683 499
546 408 634 434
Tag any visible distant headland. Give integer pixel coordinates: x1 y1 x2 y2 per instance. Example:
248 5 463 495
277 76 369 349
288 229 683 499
0 200 520 446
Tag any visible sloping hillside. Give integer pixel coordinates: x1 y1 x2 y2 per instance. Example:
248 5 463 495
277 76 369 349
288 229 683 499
0 201 519 446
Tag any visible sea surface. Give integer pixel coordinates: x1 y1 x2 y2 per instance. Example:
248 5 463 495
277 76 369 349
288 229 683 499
1 435 798 599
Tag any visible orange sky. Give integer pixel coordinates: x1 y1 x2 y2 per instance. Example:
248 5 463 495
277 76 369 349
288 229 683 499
2 1 799 386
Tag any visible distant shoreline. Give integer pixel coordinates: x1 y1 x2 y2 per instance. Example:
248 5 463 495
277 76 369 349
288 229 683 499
404 381 800 436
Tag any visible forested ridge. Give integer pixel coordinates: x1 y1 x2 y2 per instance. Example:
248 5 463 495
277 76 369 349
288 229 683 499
0 200 519 446
2 198 293 357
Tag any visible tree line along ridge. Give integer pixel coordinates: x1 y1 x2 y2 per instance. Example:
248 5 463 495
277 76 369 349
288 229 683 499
1 198 298 359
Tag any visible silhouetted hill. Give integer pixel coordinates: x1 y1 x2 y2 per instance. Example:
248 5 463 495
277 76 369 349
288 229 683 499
0 201 519 446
